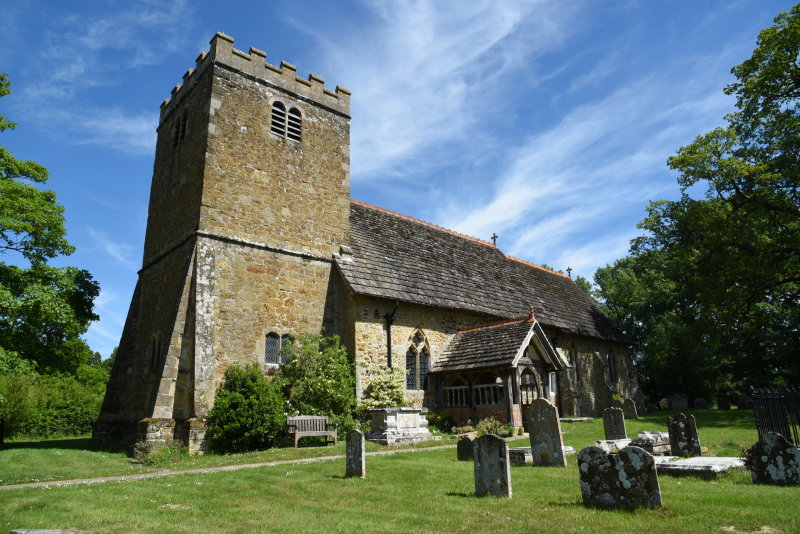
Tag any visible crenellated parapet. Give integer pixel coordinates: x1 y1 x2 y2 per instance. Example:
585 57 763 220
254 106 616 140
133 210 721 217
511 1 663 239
159 32 351 123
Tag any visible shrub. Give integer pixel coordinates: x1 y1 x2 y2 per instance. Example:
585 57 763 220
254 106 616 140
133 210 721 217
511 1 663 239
23 374 103 436
0 372 35 443
475 417 513 437
426 410 458 433
276 334 356 436
360 365 406 409
451 420 475 435
207 363 286 453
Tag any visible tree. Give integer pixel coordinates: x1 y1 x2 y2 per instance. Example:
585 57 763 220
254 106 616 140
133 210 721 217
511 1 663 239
0 74 99 373
596 6 800 399
277 334 356 432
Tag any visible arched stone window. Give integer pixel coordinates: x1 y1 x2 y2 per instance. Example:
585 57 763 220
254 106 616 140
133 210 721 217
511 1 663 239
265 332 292 365
270 101 302 142
405 330 429 391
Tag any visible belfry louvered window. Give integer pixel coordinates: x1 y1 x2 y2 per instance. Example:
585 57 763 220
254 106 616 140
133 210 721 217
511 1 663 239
405 331 429 391
270 102 302 142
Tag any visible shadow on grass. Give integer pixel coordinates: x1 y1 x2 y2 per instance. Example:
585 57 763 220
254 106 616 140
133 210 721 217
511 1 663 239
1 436 129 454
445 491 473 498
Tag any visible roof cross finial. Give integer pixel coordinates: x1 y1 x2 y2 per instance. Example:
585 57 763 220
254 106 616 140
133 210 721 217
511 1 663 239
566 267 572 278
491 233 499 246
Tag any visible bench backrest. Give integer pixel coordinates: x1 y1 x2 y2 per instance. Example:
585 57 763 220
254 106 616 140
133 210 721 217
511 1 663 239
288 415 329 432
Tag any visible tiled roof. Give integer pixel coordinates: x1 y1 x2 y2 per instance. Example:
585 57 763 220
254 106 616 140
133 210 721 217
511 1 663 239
336 201 627 343
431 320 533 373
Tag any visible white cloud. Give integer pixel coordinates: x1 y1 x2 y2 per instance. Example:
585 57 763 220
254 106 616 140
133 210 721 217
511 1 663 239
87 227 138 271
305 0 578 180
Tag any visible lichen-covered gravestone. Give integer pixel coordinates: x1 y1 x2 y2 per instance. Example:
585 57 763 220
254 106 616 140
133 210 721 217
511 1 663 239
577 446 662 509
473 434 512 497
667 413 701 457
527 398 566 467
602 407 627 440
456 436 473 461
622 398 638 420
745 432 800 486
345 429 365 478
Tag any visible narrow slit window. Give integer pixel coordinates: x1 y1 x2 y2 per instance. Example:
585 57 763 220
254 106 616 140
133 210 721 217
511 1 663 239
265 332 280 365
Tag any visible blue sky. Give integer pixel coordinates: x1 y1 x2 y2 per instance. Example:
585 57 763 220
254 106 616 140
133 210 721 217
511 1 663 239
1 0 795 358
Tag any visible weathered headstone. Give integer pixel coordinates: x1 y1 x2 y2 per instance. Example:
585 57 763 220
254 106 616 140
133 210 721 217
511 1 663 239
473 434 512 497
667 393 689 410
647 403 660 414
658 398 669 410
716 396 731 410
745 432 800 486
611 398 623 409
693 397 709 410
527 398 566 467
456 436 473 461
602 407 627 440
345 429 365 478
629 431 670 455
622 398 638 420
667 413 701 457
577 446 662 509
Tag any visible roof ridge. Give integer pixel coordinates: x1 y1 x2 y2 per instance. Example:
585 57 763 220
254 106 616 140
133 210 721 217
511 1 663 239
503 254 572 279
457 316 533 334
350 198 496 248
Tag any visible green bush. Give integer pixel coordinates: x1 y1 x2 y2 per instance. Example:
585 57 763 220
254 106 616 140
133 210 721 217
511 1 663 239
0 371 35 443
475 417 513 437
207 363 286 453
360 365 406 409
22 374 104 436
277 334 356 436
426 410 458 433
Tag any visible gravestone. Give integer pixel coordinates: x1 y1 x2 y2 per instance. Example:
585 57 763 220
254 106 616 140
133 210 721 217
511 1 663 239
577 446 662 509
457 436 473 461
667 413 701 457
745 432 800 486
693 398 709 410
667 394 689 410
473 434 512 497
622 398 638 420
658 398 669 410
527 398 566 467
602 407 627 440
345 429 365 478
629 431 670 455
716 396 731 410
611 398 623 409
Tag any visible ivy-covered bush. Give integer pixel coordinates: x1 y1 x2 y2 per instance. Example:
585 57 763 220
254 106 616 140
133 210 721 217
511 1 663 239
207 363 286 453
360 365 407 409
277 334 356 435
475 417 513 437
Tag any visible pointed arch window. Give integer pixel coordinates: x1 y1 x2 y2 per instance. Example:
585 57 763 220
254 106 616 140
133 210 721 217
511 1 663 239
405 331 429 391
270 101 302 143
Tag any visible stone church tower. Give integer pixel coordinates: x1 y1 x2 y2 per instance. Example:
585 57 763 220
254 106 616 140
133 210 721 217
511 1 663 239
94 33 352 451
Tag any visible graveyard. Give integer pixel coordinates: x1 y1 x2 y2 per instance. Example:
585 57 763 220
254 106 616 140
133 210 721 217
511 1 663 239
2 408 799 533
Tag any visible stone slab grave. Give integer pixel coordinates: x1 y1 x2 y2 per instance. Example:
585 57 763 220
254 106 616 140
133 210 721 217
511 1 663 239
602 407 627 440
667 413 702 457
577 445 662 510
456 436 473 461
594 439 631 453
473 434 512 497
622 398 638 420
630 431 671 455
366 407 432 445
345 429 365 478
745 432 800 485
527 398 566 467
657 456 744 478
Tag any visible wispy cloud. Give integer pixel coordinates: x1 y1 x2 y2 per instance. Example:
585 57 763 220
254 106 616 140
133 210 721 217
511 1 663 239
299 0 578 181
87 227 138 271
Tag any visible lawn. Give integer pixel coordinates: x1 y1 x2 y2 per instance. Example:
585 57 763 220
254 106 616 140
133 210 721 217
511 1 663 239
3 409 794 534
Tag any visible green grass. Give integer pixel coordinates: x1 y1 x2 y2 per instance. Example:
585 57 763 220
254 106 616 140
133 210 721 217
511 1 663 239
0 410 758 486
2 443 798 533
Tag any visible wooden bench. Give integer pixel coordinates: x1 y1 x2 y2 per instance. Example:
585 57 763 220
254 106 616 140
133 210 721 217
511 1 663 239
286 415 338 448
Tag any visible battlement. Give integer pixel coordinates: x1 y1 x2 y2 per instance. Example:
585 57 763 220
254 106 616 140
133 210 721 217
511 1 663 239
159 32 351 123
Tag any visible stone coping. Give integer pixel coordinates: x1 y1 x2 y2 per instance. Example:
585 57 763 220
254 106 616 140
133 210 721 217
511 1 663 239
656 457 745 478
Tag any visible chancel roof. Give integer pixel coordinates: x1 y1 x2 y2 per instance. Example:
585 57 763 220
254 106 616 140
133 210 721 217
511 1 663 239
336 201 627 344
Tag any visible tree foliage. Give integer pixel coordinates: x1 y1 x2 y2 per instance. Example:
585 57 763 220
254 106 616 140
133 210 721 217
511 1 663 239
360 365 407 409
0 74 99 373
595 6 800 399
277 334 356 432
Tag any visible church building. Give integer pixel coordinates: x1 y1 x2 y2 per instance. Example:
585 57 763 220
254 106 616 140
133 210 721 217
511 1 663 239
94 33 639 452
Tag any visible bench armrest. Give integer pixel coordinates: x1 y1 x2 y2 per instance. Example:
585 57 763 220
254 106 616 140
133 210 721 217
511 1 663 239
328 423 338 430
